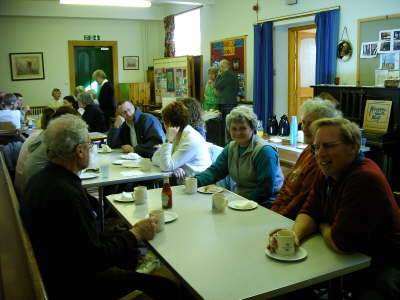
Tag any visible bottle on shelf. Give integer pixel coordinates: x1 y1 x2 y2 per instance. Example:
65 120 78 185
161 175 173 209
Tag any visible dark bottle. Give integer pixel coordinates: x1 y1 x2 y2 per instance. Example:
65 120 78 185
161 175 173 209
278 114 290 136
267 115 278 135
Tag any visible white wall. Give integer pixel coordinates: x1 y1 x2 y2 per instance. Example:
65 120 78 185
200 0 400 115
0 16 164 106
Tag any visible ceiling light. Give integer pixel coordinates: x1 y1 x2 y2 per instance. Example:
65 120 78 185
60 0 151 8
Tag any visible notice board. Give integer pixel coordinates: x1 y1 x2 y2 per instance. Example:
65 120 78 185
210 35 246 99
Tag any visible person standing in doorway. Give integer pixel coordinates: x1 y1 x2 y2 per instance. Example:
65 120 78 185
215 59 239 143
92 69 116 130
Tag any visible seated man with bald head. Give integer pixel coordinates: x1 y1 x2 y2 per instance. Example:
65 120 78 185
20 114 179 300
107 101 165 158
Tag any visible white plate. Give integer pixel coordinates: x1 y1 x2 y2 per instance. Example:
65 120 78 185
228 200 258 210
146 211 178 223
112 160 126 165
98 149 112 154
269 137 282 143
121 161 141 168
79 173 98 180
296 144 307 149
110 193 135 203
120 153 140 160
265 247 307 262
197 185 224 194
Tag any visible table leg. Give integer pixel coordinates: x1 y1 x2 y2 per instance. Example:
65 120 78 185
99 186 104 231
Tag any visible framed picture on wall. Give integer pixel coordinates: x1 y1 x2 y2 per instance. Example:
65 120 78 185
123 56 139 70
9 52 45 81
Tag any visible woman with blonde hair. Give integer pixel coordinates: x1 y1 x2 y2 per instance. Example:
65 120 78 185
152 101 211 179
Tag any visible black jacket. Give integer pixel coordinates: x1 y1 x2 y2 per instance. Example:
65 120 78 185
82 103 107 133
20 163 139 298
98 81 116 117
107 107 165 158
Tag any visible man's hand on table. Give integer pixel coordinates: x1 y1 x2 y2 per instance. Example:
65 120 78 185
122 145 134 153
130 217 159 241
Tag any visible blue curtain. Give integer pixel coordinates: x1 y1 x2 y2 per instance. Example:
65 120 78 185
315 9 340 84
253 21 273 128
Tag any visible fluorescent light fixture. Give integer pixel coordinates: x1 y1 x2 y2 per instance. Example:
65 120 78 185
60 0 151 8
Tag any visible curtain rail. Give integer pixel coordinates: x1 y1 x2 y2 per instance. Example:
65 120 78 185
255 5 340 24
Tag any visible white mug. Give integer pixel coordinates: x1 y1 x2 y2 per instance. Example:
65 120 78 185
149 209 165 232
140 158 152 172
133 186 147 205
185 177 197 194
212 193 227 213
273 229 296 256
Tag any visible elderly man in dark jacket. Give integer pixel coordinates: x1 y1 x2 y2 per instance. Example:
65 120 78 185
107 101 165 158
20 114 179 300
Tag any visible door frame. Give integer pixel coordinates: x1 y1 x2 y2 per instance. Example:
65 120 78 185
68 40 119 102
288 24 316 117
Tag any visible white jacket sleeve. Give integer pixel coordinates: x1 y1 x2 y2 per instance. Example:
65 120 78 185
152 137 196 172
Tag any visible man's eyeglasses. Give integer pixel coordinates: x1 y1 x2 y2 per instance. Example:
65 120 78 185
311 141 344 154
76 141 93 150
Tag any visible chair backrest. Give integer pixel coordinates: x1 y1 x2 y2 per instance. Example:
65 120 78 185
30 106 47 117
0 152 48 300
207 142 223 163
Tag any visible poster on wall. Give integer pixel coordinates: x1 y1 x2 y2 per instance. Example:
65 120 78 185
360 41 379 58
210 35 247 99
363 99 392 133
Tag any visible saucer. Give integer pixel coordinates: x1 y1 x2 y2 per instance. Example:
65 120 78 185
197 185 224 194
120 153 140 160
265 247 307 262
146 211 178 223
165 211 178 223
228 200 258 210
109 193 135 203
79 173 98 180
121 161 141 168
112 160 126 165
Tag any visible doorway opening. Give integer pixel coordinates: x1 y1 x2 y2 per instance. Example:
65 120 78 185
68 40 119 102
288 25 316 118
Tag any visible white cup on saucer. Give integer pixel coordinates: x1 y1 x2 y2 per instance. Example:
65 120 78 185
133 186 147 205
149 209 165 232
185 177 197 194
212 193 227 213
272 229 296 256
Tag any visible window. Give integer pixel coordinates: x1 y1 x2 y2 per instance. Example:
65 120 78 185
174 9 201 56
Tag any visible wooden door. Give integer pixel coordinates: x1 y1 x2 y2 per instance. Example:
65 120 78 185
288 25 316 118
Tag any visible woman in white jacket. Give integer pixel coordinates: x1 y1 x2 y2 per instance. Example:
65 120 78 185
152 101 211 178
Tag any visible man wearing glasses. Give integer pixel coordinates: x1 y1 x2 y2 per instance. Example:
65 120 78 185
107 101 165 158
20 114 179 300
278 117 400 299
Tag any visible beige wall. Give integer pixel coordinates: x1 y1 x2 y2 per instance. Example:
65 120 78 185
0 16 164 106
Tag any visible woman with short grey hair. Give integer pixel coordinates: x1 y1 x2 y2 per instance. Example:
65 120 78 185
271 97 342 219
226 105 258 134
195 106 284 207
78 92 107 133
